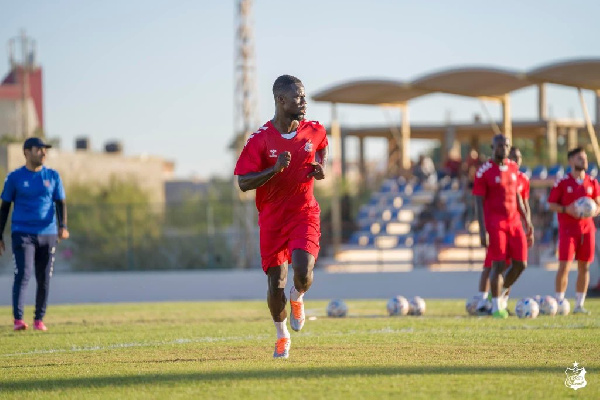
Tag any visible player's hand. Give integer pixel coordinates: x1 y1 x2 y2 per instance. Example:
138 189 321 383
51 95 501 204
0 240 4 256
58 228 70 241
274 152 291 173
527 231 534 248
479 232 488 248
565 203 580 219
308 162 325 180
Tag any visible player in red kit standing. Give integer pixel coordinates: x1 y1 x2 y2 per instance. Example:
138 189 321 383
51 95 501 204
234 75 328 358
547 147 600 314
473 135 533 318
475 146 532 314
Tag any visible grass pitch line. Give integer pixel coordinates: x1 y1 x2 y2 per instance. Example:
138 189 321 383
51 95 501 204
1 327 415 358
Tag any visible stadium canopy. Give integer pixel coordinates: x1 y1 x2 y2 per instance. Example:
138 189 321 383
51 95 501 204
311 79 427 105
313 59 600 172
527 59 600 91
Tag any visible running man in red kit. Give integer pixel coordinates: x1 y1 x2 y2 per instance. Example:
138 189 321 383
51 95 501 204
473 135 533 318
547 147 600 314
475 146 532 314
234 75 328 358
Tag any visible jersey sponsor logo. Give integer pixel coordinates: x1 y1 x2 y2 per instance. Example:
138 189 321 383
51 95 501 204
495 176 500 183
587 187 593 194
44 180 50 187
269 149 277 158
304 140 313 152
511 173 517 181
567 186 573 193
23 181 29 187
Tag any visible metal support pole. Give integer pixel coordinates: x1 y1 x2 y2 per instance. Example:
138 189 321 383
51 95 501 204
502 94 512 141
578 88 600 163
330 104 342 257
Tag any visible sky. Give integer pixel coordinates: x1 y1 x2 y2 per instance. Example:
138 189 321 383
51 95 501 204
2 1 600 179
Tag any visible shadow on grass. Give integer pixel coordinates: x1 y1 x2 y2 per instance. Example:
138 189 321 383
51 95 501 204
2 365 563 392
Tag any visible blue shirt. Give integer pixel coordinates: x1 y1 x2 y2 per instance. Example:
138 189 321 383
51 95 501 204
1 166 66 235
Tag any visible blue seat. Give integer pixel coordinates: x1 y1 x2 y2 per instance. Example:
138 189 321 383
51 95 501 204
547 164 564 179
531 165 547 180
443 232 455 245
519 166 532 178
588 163 598 178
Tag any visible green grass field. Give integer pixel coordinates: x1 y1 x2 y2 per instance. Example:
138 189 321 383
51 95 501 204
1 299 599 399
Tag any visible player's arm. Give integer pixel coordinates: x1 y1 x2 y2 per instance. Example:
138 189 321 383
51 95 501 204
0 200 12 255
547 201 579 218
308 146 328 180
237 152 291 192
594 196 600 217
474 195 487 248
55 199 69 240
517 193 533 234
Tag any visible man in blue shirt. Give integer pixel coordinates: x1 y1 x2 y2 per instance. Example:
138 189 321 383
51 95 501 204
0 137 69 331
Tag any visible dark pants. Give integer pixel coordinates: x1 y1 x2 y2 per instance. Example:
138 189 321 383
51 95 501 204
12 232 58 321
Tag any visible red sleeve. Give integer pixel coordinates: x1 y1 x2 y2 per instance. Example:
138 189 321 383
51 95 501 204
314 122 328 151
594 179 600 198
547 179 563 204
234 134 265 175
317 134 329 151
472 169 487 197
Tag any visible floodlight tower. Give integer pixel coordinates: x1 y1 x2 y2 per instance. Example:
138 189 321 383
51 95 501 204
8 30 37 139
232 0 260 268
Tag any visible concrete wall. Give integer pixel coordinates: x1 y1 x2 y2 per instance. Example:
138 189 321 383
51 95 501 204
0 98 38 137
0 144 169 204
0 269 582 305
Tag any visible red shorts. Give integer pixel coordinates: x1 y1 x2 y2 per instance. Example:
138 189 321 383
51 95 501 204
558 229 595 263
259 216 321 273
483 251 511 268
486 223 527 264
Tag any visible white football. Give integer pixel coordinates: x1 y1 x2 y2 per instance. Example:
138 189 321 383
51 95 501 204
539 295 558 316
387 295 410 316
574 197 597 218
515 297 540 319
409 296 426 316
326 299 348 318
557 298 571 316
465 296 479 316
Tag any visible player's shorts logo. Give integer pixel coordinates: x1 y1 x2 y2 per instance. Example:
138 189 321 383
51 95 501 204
269 149 277 158
564 362 587 390
567 187 573 193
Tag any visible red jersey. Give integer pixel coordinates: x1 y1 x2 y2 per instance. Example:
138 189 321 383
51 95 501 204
472 159 521 228
547 173 600 233
234 120 328 230
517 171 530 201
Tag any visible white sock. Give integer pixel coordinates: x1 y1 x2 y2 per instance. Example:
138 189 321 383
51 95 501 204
501 287 510 297
476 296 488 309
492 298 500 313
500 294 509 310
479 291 488 300
556 292 565 301
290 286 304 302
274 319 290 339
576 292 586 308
